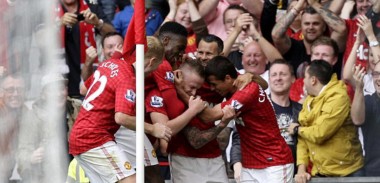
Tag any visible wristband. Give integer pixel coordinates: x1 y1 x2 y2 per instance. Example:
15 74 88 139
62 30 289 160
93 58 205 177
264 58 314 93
369 40 379 47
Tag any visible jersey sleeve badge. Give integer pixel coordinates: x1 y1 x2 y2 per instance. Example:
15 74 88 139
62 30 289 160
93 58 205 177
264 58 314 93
150 96 164 108
125 89 136 103
231 100 243 111
165 71 174 83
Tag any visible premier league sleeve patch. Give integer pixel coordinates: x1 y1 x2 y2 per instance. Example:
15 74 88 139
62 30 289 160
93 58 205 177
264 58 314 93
165 71 174 83
150 96 164 108
231 100 243 111
125 89 136 103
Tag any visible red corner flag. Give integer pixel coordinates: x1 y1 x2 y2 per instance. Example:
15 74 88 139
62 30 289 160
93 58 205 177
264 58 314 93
122 0 147 63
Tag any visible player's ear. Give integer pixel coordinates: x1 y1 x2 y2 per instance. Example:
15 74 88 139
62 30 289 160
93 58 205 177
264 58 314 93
225 74 233 82
147 57 155 67
162 36 170 46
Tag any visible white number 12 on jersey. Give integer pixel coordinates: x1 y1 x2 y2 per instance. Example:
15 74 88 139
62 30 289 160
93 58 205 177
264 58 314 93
82 70 108 111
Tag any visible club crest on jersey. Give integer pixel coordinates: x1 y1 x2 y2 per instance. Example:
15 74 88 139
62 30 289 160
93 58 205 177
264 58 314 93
124 161 132 170
231 100 243 111
151 96 163 108
152 150 157 158
165 71 174 83
125 90 136 102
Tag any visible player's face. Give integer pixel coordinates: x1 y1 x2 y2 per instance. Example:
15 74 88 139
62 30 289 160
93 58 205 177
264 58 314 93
368 49 376 71
242 42 267 75
1 77 25 109
301 14 325 43
182 71 204 96
175 2 192 31
311 45 337 65
165 36 187 64
62 0 76 6
372 63 380 96
303 67 314 97
196 40 220 65
269 63 295 95
224 9 244 33
356 0 372 15
207 75 233 96
103 35 124 60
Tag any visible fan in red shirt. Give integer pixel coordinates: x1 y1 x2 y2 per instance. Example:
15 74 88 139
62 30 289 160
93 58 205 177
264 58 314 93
69 36 171 183
204 56 294 183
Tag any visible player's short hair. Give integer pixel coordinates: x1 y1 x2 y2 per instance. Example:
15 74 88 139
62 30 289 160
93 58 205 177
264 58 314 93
223 5 258 29
158 22 188 40
101 32 123 47
205 56 238 80
146 36 164 61
307 60 333 85
223 5 250 24
269 59 295 77
199 34 224 54
180 58 205 79
311 36 339 57
302 5 318 16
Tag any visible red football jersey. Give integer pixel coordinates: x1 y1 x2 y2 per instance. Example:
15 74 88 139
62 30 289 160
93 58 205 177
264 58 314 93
146 88 221 158
222 82 293 169
197 82 224 106
343 19 369 69
185 32 197 59
286 28 303 41
289 78 304 103
145 59 175 92
69 59 136 155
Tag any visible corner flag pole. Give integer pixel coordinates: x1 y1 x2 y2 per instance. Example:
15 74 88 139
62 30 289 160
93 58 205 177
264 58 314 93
134 0 145 182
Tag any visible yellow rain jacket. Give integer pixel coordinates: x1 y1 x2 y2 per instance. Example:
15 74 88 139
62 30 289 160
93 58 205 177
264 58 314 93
297 74 363 176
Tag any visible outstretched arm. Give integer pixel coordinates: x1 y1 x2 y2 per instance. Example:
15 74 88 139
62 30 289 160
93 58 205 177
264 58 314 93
198 0 219 22
272 0 305 54
308 0 347 51
246 20 283 62
328 0 345 16
357 15 380 63
114 112 172 141
242 0 264 21
339 0 355 19
223 13 254 56
188 0 209 44
81 46 97 82
342 28 362 86
351 65 366 126
161 0 177 25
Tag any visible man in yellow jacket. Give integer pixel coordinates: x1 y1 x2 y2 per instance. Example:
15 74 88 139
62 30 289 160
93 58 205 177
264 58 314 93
288 60 364 183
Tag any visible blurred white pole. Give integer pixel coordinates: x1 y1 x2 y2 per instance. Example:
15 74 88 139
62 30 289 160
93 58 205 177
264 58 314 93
136 44 145 183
